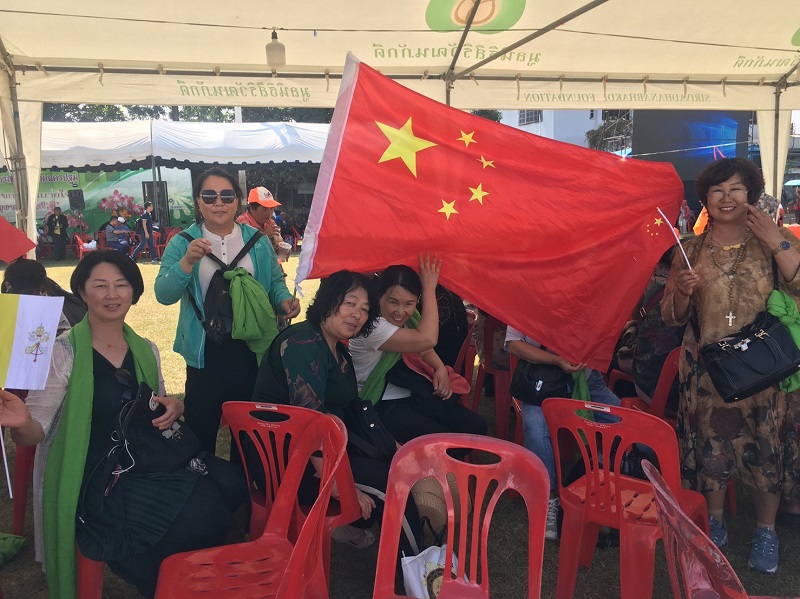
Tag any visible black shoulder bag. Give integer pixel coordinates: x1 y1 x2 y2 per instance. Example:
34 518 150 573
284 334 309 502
509 358 571 406
693 258 800 403
179 230 263 344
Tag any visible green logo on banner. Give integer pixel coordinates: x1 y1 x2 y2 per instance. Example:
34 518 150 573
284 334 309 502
792 27 800 46
426 0 526 34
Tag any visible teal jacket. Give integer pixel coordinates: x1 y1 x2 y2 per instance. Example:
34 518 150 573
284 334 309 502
154 223 292 369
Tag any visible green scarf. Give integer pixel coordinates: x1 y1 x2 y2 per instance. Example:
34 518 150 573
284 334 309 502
767 288 800 392
570 370 597 427
360 310 421 405
224 266 278 363
42 318 158 599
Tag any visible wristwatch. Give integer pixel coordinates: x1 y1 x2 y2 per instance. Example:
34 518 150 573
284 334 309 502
772 240 791 256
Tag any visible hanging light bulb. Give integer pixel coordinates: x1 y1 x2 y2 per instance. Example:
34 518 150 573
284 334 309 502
265 29 286 69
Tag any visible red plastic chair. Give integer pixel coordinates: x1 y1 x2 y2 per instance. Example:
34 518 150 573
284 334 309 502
541 399 709 599
642 461 796 599
452 317 477 404
76 544 104 599
156 228 180 258
75 233 96 260
11 444 35 536
470 316 512 439
373 433 550 599
155 412 347 599
222 402 361 576
620 348 738 517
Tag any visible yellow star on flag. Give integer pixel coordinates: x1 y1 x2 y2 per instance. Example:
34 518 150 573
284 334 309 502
438 200 459 220
654 217 664 226
458 131 476 148
478 155 495 169
468 183 489 205
376 117 437 177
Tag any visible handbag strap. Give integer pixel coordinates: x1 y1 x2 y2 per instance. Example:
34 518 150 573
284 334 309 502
690 257 779 341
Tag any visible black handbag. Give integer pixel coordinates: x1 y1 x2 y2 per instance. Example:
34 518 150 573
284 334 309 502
341 398 397 463
509 359 571 406
115 381 203 474
693 260 800 403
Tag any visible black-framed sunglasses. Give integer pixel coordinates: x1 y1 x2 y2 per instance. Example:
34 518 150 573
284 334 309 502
199 189 237 205
115 368 135 402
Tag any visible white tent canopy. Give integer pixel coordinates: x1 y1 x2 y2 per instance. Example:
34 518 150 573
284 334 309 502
1 0 799 241
39 120 329 169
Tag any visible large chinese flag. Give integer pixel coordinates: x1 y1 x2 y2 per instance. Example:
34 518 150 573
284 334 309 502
298 54 683 370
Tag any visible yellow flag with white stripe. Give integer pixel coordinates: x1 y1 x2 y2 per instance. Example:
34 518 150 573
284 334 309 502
0 294 64 390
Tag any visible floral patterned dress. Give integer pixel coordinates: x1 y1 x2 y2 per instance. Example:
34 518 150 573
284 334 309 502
662 229 800 498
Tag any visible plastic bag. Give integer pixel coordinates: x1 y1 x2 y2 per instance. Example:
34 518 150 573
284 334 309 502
401 543 460 599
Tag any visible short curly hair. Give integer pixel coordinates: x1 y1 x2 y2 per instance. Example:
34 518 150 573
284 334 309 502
695 158 764 207
306 271 380 337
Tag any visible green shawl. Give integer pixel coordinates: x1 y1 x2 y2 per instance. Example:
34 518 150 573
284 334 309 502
767 288 800 392
42 318 158 599
360 310 421 405
225 266 278 363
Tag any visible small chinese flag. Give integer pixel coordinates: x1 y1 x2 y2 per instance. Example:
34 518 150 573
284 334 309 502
298 54 682 369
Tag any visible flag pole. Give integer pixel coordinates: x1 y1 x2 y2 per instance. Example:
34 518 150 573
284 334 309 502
658 207 692 271
0 429 12 498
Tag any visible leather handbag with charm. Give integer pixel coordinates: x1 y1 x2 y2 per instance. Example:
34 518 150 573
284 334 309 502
693 259 800 403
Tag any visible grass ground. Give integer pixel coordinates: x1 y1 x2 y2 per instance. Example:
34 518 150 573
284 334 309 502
1 256 799 598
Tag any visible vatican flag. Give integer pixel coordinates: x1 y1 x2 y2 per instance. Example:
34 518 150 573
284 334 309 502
0 295 64 390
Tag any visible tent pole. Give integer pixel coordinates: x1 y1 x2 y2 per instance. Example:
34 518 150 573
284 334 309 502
452 0 610 81
0 39 29 237
443 0 482 106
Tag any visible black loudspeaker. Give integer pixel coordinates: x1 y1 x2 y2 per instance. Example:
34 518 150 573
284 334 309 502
67 189 85 210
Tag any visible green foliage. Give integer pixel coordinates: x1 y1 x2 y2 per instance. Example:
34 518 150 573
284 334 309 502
241 107 333 123
177 106 235 122
585 112 632 152
470 109 502 122
43 104 127 122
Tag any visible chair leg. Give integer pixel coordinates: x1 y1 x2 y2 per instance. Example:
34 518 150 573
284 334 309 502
555 508 588 599
618 526 658 599
76 547 104 599
12 445 35 536
471 366 485 413
493 371 511 440
725 482 737 518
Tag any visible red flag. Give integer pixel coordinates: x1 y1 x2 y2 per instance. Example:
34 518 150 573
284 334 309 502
299 54 682 370
0 216 35 263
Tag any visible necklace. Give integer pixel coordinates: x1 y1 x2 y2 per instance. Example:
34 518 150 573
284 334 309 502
708 225 751 327
92 333 128 351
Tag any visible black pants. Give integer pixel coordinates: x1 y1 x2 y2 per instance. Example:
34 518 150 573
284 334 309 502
184 337 259 455
298 453 422 557
375 394 487 444
52 234 67 260
107 454 248 598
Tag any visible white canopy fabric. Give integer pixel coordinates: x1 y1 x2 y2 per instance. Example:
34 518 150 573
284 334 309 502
1 0 799 241
38 120 329 168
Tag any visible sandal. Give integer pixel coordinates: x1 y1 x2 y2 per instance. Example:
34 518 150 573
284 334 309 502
331 525 376 549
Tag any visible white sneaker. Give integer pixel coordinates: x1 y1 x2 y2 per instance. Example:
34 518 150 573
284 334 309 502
546 497 560 541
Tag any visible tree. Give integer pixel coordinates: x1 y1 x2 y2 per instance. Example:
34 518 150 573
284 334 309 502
177 106 234 122
242 107 333 123
586 111 632 152
43 103 127 122
470 109 502 122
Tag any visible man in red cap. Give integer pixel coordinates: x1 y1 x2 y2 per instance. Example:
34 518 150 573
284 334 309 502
237 186 291 261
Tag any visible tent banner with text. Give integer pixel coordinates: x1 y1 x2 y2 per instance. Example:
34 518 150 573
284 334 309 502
298 53 683 370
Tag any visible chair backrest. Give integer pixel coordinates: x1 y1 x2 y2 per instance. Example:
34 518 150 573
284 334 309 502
271 413 347 599
481 315 505 375
541 399 684 518
647 346 681 423
641 461 750 599
452 318 477 376
373 433 550 599
222 401 360 539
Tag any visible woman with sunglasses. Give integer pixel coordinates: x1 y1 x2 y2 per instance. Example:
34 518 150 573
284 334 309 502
155 167 300 455
0 251 246 598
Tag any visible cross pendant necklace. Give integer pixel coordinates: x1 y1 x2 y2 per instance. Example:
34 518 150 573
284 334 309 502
709 225 750 327
725 311 736 327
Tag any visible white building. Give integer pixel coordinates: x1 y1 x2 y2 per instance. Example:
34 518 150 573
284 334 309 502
499 109 602 147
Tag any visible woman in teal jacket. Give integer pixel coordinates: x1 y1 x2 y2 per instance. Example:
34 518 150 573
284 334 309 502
155 167 300 454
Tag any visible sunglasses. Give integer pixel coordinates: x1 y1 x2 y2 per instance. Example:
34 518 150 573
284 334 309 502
199 189 237 205
115 368 135 402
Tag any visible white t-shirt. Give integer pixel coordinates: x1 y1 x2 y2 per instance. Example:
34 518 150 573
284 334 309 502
197 224 255 298
348 317 412 400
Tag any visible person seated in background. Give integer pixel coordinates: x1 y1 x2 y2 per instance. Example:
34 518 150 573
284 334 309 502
505 326 620 542
237 187 292 261
104 216 131 253
348 258 486 445
0 250 247 598
1 258 86 334
252 270 422 554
